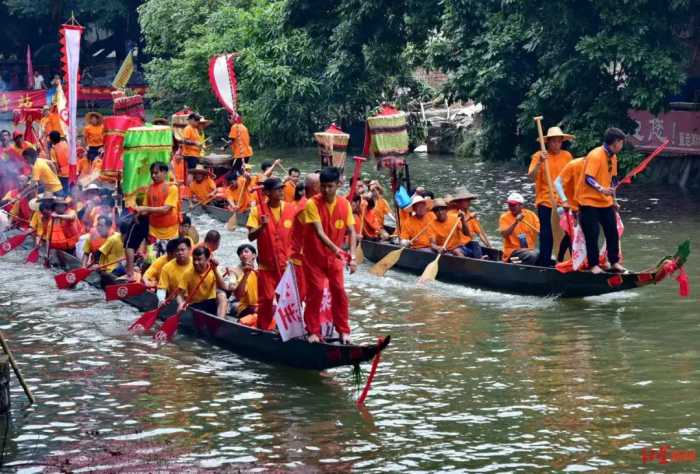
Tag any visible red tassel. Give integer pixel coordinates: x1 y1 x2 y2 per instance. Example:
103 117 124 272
676 267 690 297
356 338 383 407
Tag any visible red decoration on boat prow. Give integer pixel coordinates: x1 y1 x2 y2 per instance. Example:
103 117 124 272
607 275 623 288
356 337 385 408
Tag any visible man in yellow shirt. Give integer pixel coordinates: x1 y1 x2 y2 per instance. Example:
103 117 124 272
232 244 258 323
143 238 179 288
25 148 63 194
96 231 126 275
157 237 192 302
498 192 540 264
176 246 228 318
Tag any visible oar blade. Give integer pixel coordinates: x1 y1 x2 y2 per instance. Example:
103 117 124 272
225 213 237 231
25 247 40 264
153 311 182 343
54 267 92 289
368 248 403 277
105 282 147 301
418 255 441 284
0 232 30 256
128 308 160 333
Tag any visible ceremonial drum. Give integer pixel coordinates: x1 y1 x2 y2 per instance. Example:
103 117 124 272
314 123 350 172
113 93 146 124
121 125 173 196
99 116 142 185
366 106 409 158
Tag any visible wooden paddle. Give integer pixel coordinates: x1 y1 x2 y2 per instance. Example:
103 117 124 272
368 224 432 277
417 217 461 284
225 181 248 231
43 217 53 268
534 116 565 260
0 331 35 404
355 205 367 265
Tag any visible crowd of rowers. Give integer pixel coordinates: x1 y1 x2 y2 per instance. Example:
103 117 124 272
0 112 628 341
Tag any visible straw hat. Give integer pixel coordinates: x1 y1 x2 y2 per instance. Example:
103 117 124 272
85 111 103 124
29 192 55 211
432 198 448 210
539 126 574 142
191 164 210 175
408 194 427 208
448 187 478 202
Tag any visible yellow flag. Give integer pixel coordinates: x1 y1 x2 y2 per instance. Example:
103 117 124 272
112 50 134 90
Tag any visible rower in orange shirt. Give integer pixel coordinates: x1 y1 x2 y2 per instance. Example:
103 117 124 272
246 177 297 330
498 192 540 264
282 167 300 203
399 195 434 250
528 126 573 266
429 198 469 255
369 182 393 227
447 188 485 258
189 165 217 203
48 131 70 195
82 112 104 162
222 172 252 213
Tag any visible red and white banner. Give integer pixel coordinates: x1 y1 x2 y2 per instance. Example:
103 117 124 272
208 54 238 114
319 285 338 339
273 263 305 342
59 24 84 183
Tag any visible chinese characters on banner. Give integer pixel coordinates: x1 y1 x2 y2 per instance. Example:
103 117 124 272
629 109 700 155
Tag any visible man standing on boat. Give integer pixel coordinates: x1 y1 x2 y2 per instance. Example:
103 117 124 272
180 113 204 174
246 177 296 330
528 127 573 266
578 128 626 274
289 172 320 302
228 114 253 177
498 192 540 265
302 167 356 344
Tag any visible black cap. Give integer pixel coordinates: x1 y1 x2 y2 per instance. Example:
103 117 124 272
263 177 284 191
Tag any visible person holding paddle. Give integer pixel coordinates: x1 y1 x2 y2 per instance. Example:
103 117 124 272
399 195 434 250
157 237 193 302
528 126 573 266
447 188 485 258
176 246 228 317
246 177 297 330
302 167 356 344
429 198 468 255
189 165 217 203
498 192 540 265
578 128 626 274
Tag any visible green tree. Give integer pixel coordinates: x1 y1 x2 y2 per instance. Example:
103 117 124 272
431 0 694 162
139 0 331 145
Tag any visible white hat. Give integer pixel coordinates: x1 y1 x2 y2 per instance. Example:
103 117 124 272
408 194 427 208
506 192 525 204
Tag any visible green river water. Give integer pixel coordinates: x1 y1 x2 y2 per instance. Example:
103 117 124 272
0 149 698 472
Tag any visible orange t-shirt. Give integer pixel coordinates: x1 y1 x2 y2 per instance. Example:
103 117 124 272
363 209 382 238
498 208 540 261
558 158 585 211
399 214 434 249
577 146 617 208
77 156 91 176
228 123 253 159
447 210 481 245
51 141 70 177
190 177 216 202
528 150 573 207
283 181 296 203
374 197 392 225
43 112 63 135
430 214 462 251
181 125 202 157
225 177 253 211
83 124 104 147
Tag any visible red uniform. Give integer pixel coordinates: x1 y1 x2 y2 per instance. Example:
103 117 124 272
302 195 352 337
248 201 296 330
289 196 308 301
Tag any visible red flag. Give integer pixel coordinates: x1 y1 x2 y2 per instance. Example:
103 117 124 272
617 139 670 187
105 282 147 301
26 45 33 90
25 246 40 264
0 231 33 256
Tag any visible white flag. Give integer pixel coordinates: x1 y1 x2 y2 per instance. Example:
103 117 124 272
273 263 305 342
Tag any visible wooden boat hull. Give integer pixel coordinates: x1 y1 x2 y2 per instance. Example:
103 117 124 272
361 239 668 298
182 200 249 226
50 250 390 370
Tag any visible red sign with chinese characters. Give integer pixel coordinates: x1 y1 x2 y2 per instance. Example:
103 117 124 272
0 86 148 113
629 109 700 155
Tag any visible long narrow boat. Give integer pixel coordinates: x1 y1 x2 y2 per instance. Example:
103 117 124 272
183 200 250 228
361 239 690 298
48 247 389 371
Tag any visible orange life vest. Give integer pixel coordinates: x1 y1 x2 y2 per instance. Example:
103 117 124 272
146 182 180 228
50 217 82 250
302 195 350 264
